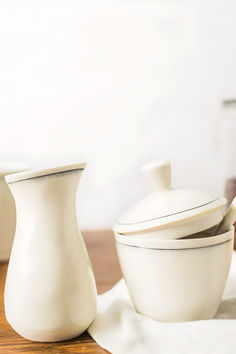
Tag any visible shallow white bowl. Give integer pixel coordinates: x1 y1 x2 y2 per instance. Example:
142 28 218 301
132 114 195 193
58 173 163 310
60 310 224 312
114 228 234 322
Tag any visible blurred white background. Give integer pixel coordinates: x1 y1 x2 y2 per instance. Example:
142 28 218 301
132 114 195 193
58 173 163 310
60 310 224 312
0 0 236 228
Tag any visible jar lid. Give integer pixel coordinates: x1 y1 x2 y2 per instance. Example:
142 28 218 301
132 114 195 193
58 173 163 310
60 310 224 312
113 160 226 236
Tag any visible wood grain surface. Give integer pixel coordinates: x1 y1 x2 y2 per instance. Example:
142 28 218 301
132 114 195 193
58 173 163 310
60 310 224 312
0 230 122 353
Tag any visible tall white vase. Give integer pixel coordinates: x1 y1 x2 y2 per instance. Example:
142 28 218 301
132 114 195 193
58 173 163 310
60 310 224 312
0 164 27 261
4 163 97 342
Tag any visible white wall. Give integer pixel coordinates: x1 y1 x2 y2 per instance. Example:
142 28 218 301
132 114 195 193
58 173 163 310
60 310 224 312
0 0 236 228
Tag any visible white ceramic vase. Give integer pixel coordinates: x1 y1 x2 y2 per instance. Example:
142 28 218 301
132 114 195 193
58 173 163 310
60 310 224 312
4 163 97 342
0 164 27 261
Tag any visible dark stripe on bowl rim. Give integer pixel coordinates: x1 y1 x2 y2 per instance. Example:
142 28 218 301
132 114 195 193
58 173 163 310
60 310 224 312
115 238 232 251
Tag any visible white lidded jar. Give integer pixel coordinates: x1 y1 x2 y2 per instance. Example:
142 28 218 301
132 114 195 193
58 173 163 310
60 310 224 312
4 163 97 342
113 160 234 322
0 163 28 261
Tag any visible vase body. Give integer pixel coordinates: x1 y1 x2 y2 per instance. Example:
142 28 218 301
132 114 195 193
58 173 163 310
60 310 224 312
0 164 27 261
4 164 97 342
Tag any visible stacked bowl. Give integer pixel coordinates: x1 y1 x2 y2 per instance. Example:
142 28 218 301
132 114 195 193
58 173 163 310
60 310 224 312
113 161 234 322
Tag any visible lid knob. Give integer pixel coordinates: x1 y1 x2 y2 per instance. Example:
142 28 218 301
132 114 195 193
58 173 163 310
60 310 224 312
142 160 171 191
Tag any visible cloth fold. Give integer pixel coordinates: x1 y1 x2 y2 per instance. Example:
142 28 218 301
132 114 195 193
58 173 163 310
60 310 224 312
88 253 236 354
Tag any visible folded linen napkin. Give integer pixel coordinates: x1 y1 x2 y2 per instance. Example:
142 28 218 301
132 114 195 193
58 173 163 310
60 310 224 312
88 252 236 354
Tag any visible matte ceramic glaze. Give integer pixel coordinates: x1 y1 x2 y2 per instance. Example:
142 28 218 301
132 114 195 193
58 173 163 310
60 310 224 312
0 164 28 261
113 161 226 238
115 228 234 322
4 163 97 342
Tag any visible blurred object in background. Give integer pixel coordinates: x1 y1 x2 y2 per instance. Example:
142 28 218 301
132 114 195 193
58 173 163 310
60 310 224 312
221 99 236 247
225 178 236 206
222 99 236 205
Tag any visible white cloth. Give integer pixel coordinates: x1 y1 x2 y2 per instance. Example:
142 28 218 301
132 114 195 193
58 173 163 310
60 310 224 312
88 253 236 354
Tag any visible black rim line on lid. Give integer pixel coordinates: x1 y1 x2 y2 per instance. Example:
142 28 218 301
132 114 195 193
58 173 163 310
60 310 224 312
117 198 221 226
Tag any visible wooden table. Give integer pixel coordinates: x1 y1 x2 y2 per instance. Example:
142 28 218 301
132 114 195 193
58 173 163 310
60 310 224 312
0 230 122 353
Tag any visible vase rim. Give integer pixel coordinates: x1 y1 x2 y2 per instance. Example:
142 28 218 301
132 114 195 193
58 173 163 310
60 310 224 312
5 162 86 184
0 163 28 177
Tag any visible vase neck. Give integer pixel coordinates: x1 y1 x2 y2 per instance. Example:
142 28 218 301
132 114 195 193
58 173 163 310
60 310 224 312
8 170 83 221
